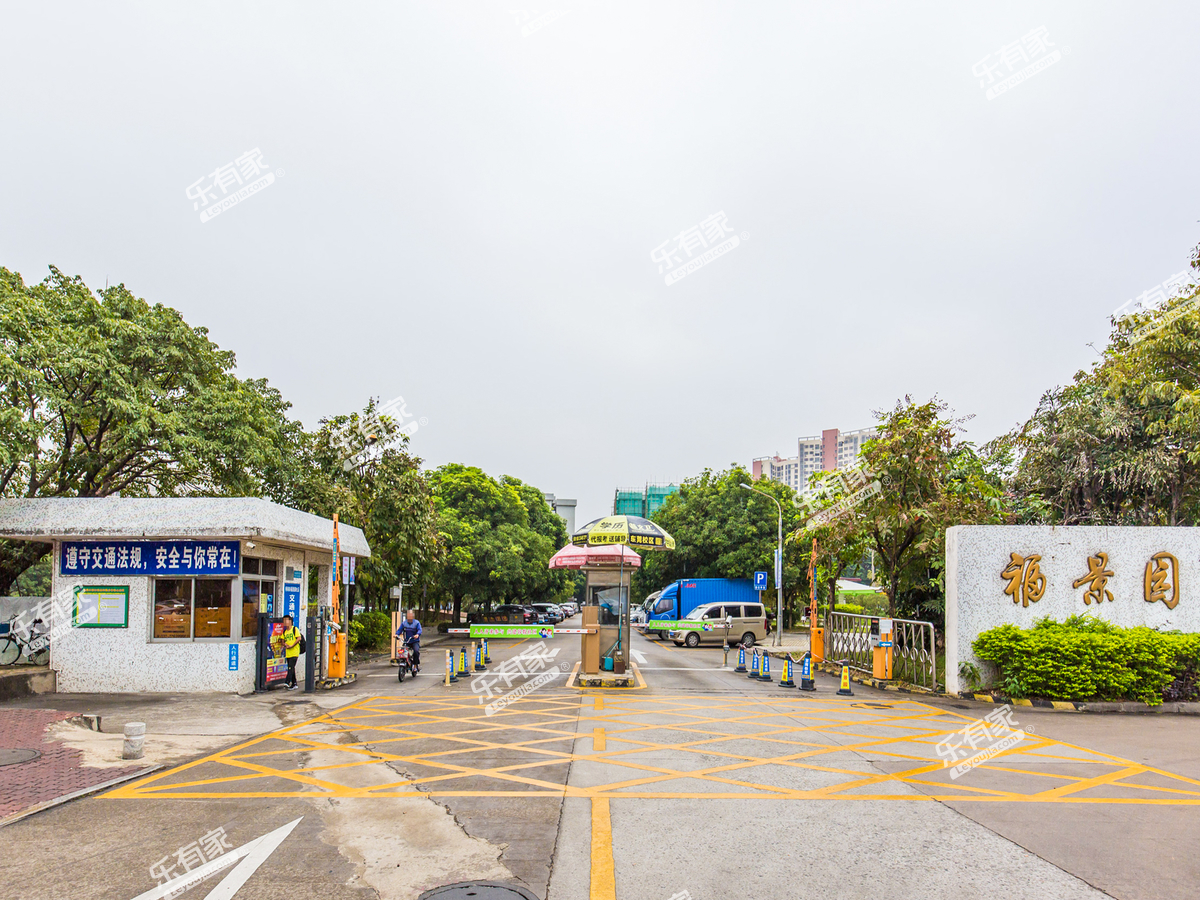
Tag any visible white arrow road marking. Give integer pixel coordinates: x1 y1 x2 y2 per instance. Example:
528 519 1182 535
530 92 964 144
130 817 302 900
631 649 647 664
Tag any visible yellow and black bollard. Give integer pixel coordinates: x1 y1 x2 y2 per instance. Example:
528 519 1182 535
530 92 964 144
735 645 747 673
748 648 760 679
446 649 457 685
760 652 771 683
779 656 795 688
482 638 492 665
836 662 854 696
799 651 816 692
458 646 470 678
473 641 486 672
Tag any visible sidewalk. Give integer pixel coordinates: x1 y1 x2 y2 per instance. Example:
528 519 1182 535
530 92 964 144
0 708 150 823
0 687 371 825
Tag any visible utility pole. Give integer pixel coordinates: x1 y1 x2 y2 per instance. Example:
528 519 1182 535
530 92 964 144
740 483 784 648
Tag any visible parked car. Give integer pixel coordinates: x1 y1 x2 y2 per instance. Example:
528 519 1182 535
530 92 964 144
669 599 768 648
490 604 537 624
531 603 562 624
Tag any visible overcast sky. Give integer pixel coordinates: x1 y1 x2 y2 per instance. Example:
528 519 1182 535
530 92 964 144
3 1 1198 524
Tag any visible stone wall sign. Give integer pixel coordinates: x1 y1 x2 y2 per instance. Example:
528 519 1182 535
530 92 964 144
945 526 1200 695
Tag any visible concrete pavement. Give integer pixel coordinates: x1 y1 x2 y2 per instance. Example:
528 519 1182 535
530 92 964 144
1 620 1198 899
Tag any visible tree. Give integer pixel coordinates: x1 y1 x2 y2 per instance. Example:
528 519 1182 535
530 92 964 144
304 402 442 618
1003 249 1200 525
633 466 810 624
427 465 568 623
856 397 1009 619
0 266 302 593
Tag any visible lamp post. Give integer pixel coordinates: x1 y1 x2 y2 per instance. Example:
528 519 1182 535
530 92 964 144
740 482 783 648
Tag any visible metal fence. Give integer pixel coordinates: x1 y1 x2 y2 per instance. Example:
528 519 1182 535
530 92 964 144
824 611 938 690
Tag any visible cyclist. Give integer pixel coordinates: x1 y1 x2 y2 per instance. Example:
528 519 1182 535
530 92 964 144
395 609 422 674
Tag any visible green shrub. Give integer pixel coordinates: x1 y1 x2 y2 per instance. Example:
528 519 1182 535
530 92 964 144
348 610 392 651
833 603 864 614
972 616 1200 705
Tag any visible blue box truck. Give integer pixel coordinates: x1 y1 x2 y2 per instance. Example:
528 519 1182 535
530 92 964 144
643 578 762 640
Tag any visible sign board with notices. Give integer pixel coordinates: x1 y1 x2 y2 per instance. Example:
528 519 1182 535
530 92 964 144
61 540 240 577
73 586 129 628
283 582 301 621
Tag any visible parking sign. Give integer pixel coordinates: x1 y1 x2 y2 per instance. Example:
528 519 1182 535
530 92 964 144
753 571 768 591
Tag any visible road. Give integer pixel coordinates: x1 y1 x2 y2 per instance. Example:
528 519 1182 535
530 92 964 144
2 620 1199 900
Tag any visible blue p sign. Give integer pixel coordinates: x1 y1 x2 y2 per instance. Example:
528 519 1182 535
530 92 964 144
753 571 768 591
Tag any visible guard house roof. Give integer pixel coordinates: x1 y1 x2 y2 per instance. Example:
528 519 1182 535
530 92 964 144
0 497 370 558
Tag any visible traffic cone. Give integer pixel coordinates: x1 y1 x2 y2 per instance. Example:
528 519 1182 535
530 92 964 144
836 662 854 696
473 641 486 672
748 648 760 679
799 652 816 692
446 649 457 684
482 638 492 664
761 652 772 683
734 646 747 673
779 656 795 688
458 647 470 677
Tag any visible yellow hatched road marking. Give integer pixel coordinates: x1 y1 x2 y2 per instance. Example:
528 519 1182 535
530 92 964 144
103 694 1200 806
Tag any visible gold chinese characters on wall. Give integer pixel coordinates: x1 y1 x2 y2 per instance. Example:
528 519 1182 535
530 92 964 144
1000 550 1182 609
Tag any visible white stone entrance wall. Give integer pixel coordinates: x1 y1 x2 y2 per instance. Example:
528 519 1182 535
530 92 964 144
946 525 1200 695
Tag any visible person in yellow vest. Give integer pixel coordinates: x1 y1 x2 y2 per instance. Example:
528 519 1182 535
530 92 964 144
281 614 303 690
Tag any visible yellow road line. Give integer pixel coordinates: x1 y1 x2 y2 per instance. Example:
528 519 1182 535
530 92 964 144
590 797 616 900
102 694 1200 806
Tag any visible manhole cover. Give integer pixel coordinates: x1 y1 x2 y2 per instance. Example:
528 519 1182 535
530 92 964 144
418 882 538 900
0 748 41 767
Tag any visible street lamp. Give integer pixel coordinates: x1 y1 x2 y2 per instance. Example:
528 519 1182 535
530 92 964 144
740 482 783 647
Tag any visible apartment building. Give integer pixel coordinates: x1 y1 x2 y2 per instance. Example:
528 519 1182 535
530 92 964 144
752 426 877 492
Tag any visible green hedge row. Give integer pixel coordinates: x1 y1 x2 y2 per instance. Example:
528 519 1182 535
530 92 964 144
972 616 1200 706
348 610 393 651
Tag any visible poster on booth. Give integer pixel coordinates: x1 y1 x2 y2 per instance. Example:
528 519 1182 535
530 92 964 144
265 621 288 686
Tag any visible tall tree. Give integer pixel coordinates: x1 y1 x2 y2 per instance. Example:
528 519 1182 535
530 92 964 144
856 397 1009 619
0 266 301 592
1004 250 1200 525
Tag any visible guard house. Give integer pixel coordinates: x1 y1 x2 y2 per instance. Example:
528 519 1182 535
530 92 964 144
0 497 369 693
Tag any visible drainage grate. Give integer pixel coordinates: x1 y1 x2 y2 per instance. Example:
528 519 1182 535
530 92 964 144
417 882 538 900
0 748 41 767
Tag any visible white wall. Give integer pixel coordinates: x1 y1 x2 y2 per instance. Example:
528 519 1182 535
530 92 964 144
49 540 311 694
946 525 1200 695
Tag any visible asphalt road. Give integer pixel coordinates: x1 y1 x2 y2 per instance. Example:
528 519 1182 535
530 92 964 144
2 618 1198 900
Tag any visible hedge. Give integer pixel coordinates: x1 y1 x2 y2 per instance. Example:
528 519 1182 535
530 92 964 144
348 610 392 651
972 616 1200 706
833 603 864 615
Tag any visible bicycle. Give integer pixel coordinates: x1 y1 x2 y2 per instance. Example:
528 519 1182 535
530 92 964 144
0 614 50 666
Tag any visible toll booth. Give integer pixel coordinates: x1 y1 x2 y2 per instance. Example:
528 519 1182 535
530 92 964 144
585 566 631 674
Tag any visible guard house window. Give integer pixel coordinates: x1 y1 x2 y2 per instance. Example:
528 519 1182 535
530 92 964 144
153 579 234 640
241 557 278 639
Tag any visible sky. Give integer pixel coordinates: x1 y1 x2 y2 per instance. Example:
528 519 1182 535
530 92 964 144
2 1 1198 525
